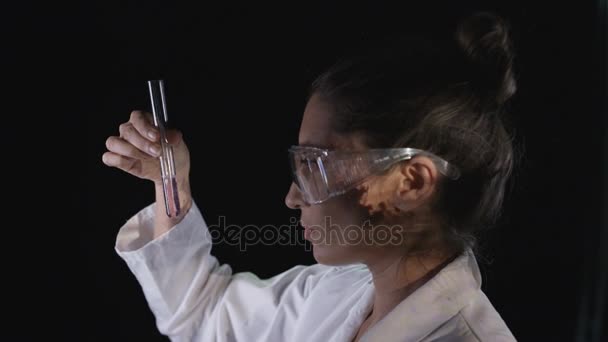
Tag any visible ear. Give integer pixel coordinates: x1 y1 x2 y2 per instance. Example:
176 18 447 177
393 156 439 212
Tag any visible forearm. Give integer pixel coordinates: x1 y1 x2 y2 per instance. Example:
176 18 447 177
116 198 233 339
154 180 193 238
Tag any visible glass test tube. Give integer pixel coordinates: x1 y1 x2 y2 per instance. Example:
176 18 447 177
148 80 181 217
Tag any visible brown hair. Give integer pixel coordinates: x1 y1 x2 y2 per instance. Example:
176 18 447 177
311 12 520 250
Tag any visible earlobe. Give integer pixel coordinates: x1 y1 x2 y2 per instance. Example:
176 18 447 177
394 178 416 213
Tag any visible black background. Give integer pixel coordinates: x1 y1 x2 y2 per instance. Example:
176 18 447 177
11 0 606 341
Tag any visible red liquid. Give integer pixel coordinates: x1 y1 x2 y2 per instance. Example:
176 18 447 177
163 176 181 217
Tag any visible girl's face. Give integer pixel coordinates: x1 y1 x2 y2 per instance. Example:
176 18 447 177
285 94 415 266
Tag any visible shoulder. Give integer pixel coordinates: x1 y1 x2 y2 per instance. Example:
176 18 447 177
423 290 516 342
457 290 516 341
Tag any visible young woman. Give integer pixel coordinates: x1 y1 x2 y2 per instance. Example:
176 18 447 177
103 12 518 342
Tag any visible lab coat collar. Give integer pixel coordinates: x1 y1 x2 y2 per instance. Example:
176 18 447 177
360 249 482 342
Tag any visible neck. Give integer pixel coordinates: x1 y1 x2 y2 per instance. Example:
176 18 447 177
362 236 460 326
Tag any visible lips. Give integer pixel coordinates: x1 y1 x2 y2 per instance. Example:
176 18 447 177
300 220 315 240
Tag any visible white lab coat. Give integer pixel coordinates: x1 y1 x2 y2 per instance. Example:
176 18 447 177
115 202 516 341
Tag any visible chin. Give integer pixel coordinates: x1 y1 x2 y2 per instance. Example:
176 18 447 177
312 244 357 266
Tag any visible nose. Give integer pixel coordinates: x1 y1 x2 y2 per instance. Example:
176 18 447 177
285 183 307 209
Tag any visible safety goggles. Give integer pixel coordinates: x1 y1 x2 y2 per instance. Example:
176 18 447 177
288 146 460 205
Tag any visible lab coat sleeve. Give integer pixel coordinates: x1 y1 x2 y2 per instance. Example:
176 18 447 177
115 201 330 341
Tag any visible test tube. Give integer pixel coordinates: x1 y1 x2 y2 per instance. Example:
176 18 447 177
148 80 180 217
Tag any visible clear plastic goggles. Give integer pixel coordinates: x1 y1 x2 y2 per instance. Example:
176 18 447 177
288 146 460 205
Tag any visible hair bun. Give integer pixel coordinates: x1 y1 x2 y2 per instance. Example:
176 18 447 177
456 12 517 105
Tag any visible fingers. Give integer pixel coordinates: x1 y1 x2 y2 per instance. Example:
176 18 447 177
129 110 159 141
102 152 139 175
118 121 161 157
124 111 182 152
106 136 154 160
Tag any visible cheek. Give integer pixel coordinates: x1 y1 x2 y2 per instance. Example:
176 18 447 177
317 191 370 229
